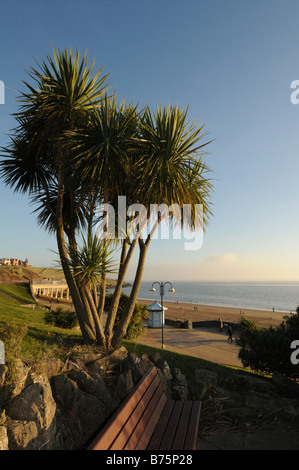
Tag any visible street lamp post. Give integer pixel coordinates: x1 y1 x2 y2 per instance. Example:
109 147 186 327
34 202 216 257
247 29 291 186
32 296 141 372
149 281 175 349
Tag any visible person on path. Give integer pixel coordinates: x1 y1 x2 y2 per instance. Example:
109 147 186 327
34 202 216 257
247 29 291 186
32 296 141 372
218 318 223 332
227 326 233 342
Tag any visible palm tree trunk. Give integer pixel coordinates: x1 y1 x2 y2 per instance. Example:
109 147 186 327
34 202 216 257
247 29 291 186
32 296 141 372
97 239 107 320
105 238 138 347
56 173 96 343
83 284 106 345
111 239 148 349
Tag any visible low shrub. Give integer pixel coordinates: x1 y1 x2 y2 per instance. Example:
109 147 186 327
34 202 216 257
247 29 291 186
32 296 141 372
236 310 299 379
105 293 148 339
45 307 78 329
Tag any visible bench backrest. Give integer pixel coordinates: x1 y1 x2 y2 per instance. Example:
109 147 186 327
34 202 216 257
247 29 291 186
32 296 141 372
88 366 166 450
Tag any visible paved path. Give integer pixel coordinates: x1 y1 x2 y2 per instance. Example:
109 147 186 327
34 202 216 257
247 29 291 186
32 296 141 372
135 324 243 367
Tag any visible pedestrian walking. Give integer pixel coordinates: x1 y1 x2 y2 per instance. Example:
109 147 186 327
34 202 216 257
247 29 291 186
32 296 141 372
218 318 223 332
227 326 233 342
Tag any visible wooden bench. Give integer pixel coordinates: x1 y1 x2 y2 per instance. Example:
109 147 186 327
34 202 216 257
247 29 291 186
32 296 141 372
87 366 201 451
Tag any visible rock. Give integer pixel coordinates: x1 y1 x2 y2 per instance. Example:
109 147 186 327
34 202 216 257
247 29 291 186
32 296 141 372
0 426 8 450
0 364 8 387
33 357 64 379
86 346 128 373
71 353 102 365
172 368 188 400
193 369 217 400
122 353 154 384
51 374 78 411
140 354 155 372
51 373 116 449
9 359 30 398
149 352 172 380
68 369 117 408
115 370 134 400
5 374 56 433
6 420 38 450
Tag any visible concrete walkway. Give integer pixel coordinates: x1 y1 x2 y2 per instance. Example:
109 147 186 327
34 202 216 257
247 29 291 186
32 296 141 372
135 324 243 367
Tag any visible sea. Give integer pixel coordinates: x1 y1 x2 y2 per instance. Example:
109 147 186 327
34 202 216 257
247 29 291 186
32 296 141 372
121 281 299 313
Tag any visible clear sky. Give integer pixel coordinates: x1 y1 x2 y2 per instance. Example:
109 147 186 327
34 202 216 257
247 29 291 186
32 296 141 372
0 0 299 282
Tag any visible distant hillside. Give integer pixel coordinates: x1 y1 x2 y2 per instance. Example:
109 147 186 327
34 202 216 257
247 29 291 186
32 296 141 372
0 266 129 288
0 266 44 283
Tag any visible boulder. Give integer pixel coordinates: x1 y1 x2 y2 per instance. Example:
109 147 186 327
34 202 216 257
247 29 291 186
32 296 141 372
51 373 116 449
149 352 172 380
86 346 128 374
115 370 134 400
9 359 30 398
0 425 8 450
5 374 56 432
121 352 154 384
5 420 38 450
68 369 117 408
171 368 189 400
33 357 65 379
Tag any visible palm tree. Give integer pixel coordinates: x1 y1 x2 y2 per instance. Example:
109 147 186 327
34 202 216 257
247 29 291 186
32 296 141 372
0 47 214 350
0 47 109 344
63 93 141 347
111 104 213 348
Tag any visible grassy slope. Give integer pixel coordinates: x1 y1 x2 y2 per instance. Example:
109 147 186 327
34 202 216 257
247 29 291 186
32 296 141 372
0 284 81 360
0 284 38 304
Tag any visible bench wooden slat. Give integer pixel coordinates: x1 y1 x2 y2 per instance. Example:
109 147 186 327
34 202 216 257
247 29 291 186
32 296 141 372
171 400 192 450
87 366 157 450
111 375 161 450
135 388 168 450
183 401 201 450
146 399 175 450
159 401 184 450
124 382 165 450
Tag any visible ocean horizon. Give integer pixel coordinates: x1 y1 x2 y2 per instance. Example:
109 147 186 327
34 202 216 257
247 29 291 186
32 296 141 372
120 280 299 313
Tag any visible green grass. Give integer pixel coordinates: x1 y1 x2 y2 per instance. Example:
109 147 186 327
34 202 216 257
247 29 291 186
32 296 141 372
0 284 37 304
0 285 83 362
29 266 65 280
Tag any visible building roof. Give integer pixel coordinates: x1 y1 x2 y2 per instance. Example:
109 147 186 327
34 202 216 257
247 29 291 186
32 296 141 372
147 301 168 311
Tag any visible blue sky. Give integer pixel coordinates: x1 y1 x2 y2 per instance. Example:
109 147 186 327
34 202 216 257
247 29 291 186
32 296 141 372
0 0 299 281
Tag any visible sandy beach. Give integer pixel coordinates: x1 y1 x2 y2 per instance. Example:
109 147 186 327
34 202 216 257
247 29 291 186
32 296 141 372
39 295 292 329
139 299 291 329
